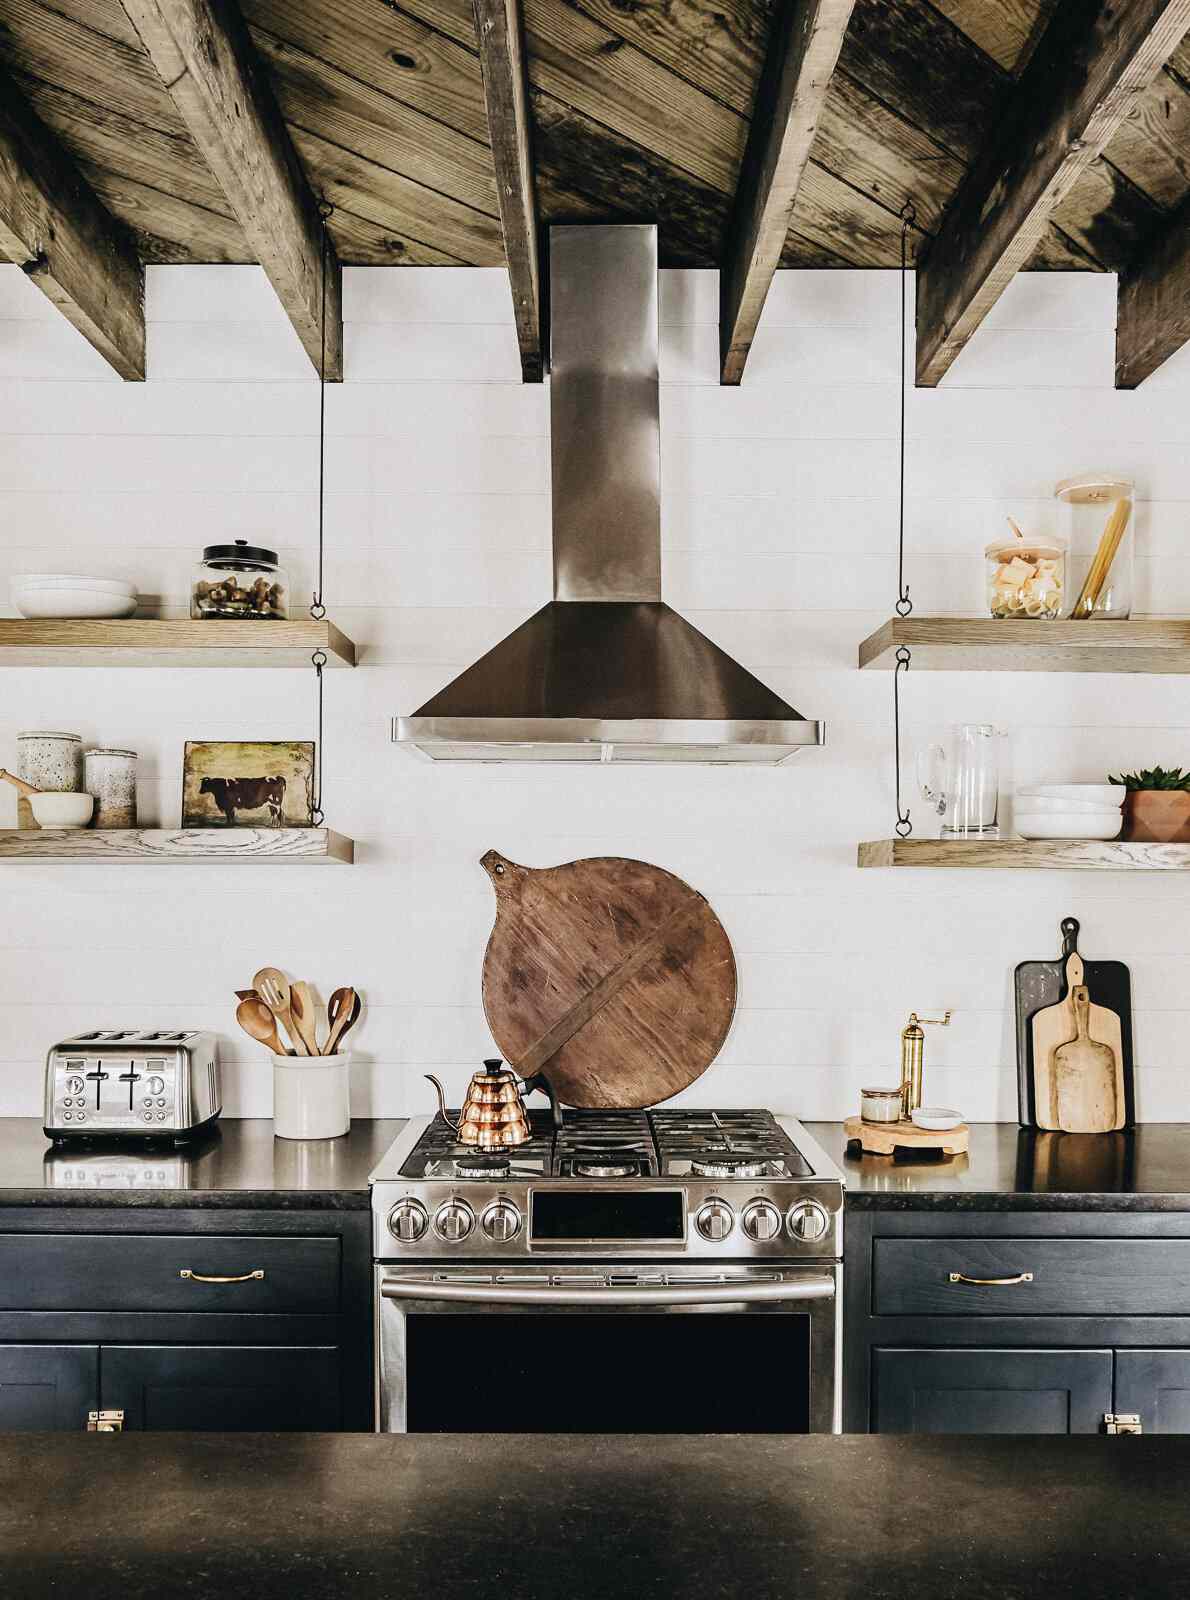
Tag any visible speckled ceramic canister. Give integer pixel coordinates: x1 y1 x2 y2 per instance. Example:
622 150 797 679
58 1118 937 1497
17 731 81 829
84 748 138 829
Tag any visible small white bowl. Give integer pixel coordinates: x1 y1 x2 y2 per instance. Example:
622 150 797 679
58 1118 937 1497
29 792 94 828
911 1108 963 1131
1015 810 1123 841
12 574 135 595
1018 784 1122 808
1015 793 1122 816
14 588 137 620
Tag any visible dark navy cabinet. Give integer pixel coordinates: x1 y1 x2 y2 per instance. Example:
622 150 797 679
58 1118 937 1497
0 1344 97 1430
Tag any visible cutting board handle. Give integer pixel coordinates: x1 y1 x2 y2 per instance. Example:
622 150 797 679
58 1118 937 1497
1060 917 1080 957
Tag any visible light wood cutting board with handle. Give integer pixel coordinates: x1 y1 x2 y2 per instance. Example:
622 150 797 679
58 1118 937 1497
1032 951 1125 1132
479 850 737 1108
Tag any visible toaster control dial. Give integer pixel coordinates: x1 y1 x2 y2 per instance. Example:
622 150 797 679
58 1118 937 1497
434 1198 475 1243
481 1199 522 1243
147 1075 165 1096
742 1200 782 1242
695 1199 736 1242
388 1199 429 1244
786 1200 830 1243
66 1075 84 1096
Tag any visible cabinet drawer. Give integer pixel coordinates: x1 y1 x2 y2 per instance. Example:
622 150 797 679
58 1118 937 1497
0 1234 340 1313
873 1237 1190 1317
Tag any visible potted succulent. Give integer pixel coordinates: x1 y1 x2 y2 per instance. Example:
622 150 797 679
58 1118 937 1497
1109 767 1190 842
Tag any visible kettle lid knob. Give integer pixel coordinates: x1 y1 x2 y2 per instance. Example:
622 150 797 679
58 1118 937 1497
483 1057 504 1071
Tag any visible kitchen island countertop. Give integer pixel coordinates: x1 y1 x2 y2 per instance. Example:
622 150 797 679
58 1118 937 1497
3 1431 1187 1599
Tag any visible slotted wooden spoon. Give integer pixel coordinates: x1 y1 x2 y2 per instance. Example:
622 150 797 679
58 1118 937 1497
324 987 361 1056
252 967 307 1056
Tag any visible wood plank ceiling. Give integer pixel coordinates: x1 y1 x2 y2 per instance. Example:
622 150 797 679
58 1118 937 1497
1 0 1189 384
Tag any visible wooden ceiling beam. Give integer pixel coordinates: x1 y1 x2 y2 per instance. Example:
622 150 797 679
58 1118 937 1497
719 0 856 385
1116 192 1190 385
471 0 541 381
916 0 1190 387
119 0 341 379
0 60 144 378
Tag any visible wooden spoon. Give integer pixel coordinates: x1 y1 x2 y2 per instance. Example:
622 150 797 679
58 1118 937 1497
0 769 41 797
289 980 321 1057
236 995 287 1056
324 987 360 1056
252 967 307 1056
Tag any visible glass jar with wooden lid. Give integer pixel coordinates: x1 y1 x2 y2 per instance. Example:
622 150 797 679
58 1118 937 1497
1056 475 1134 620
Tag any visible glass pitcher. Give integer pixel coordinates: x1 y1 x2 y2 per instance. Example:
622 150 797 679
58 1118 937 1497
917 724 1003 838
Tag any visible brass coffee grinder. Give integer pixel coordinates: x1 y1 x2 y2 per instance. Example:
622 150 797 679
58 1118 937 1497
898 1010 952 1118
844 1009 968 1158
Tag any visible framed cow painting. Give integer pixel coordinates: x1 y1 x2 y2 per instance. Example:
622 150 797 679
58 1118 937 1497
182 741 315 829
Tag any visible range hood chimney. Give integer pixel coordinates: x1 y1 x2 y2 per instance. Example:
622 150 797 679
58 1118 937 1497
394 225 824 763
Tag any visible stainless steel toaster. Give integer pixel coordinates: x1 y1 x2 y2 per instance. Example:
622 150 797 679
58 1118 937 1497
44 1030 221 1142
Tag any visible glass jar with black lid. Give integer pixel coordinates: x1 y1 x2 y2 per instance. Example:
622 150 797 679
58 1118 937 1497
191 540 289 620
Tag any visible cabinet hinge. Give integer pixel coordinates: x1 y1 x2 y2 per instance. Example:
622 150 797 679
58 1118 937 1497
1103 1413 1143 1435
87 1409 124 1433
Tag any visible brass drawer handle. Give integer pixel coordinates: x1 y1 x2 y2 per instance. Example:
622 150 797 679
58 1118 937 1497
948 1271 1034 1286
179 1268 265 1284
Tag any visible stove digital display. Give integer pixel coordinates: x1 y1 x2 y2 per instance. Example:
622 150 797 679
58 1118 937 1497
530 1189 685 1243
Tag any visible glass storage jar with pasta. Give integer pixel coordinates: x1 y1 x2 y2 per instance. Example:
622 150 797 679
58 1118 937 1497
985 531 1066 619
1056 475 1134 620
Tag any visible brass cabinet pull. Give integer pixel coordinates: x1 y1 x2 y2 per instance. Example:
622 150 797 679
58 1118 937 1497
179 1268 264 1284
948 1271 1034 1286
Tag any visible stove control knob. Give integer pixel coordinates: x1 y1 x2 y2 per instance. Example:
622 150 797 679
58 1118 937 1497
434 1198 475 1243
695 1199 736 1243
742 1200 782 1243
786 1200 830 1243
481 1199 522 1243
388 1198 429 1244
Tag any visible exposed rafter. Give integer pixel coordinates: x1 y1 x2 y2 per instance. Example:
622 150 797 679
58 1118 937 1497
916 0 1190 387
0 60 144 379
719 0 856 386
119 0 341 379
471 0 542 382
1117 192 1190 386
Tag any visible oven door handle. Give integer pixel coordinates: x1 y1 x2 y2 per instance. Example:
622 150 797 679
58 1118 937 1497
380 1276 834 1307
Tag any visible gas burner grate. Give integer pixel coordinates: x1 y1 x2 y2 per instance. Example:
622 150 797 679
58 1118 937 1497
649 1109 813 1178
553 1107 657 1177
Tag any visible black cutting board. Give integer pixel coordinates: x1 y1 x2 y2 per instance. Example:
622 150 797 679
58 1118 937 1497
1015 917 1134 1128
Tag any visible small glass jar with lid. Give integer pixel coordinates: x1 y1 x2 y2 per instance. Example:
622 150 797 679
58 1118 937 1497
985 531 1066 618
1056 475 1134 620
191 540 289 620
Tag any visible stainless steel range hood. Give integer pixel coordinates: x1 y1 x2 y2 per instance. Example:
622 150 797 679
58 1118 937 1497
394 225 824 764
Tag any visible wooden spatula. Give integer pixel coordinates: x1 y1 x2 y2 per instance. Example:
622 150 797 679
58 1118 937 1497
1053 985 1124 1132
289 980 321 1057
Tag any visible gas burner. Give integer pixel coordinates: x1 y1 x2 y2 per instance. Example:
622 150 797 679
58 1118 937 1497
454 1155 512 1179
691 1155 770 1179
575 1158 637 1178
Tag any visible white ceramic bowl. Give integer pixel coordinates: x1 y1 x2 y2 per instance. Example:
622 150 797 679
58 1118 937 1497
1018 784 1122 808
1015 793 1122 816
13 587 137 620
29 792 94 828
1015 810 1123 841
13 574 135 595
911 1107 963 1131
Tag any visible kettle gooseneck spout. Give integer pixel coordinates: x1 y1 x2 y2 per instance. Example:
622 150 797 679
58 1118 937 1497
424 1074 461 1135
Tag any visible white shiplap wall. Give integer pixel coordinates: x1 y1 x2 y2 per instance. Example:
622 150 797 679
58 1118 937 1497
4 261 1190 1123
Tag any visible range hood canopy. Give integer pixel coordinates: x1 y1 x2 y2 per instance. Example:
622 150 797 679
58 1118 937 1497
395 225 823 765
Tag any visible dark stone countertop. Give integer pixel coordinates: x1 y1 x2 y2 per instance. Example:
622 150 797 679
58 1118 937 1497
808 1120 1190 1211
0 1117 403 1208
3 1432 1188 1599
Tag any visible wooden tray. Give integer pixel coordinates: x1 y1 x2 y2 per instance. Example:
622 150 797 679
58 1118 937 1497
843 1115 969 1158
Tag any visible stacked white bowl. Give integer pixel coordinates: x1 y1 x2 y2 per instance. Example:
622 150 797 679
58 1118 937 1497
1015 784 1124 840
11 574 137 620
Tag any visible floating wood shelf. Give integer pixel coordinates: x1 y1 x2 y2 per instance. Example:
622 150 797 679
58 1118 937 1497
858 617 1190 674
0 828 354 864
858 838 1190 871
0 619 356 668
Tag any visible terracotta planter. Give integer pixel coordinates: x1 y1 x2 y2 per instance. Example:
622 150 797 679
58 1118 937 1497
1122 790 1190 843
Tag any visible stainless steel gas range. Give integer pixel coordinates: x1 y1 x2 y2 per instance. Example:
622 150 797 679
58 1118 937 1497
370 1107 845 1434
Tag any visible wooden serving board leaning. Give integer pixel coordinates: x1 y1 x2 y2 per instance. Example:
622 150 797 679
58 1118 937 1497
480 850 737 1108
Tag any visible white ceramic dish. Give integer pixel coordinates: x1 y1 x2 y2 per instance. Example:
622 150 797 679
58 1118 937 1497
1018 784 1121 808
1015 793 1122 816
29 792 93 828
12 574 135 595
1015 811 1123 841
911 1107 963 1131
14 588 138 620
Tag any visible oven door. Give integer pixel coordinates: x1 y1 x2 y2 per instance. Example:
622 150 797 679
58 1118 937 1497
376 1263 841 1434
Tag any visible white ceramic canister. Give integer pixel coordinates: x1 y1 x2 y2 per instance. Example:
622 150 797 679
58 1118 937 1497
84 748 137 829
272 1053 351 1140
16 731 82 829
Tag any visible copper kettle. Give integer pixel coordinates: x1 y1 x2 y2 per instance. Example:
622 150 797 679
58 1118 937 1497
425 1059 532 1148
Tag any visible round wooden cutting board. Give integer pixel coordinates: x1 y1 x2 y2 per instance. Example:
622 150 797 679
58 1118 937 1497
479 850 738 1109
